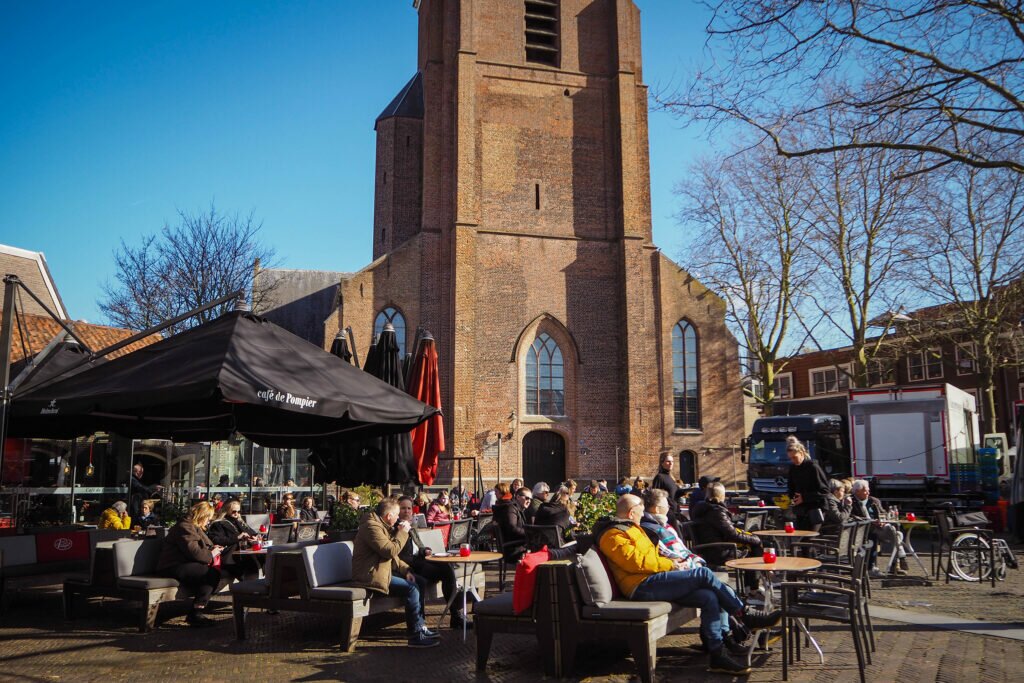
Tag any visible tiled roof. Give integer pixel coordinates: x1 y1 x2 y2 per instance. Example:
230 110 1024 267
5 313 162 363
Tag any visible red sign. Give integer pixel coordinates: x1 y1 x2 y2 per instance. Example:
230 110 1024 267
35 530 89 563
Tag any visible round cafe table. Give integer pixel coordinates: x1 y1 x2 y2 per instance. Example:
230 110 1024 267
426 551 502 641
725 556 824 664
754 529 819 555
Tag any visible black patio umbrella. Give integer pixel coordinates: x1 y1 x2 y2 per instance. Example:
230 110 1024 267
329 330 354 365
10 340 106 396
324 324 416 486
9 311 438 447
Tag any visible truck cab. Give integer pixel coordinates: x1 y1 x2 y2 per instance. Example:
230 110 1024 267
745 414 848 499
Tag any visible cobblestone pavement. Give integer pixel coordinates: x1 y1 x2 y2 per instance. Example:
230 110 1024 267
1 543 1022 683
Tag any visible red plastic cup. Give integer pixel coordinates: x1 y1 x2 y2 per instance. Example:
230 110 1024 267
784 522 795 533
762 549 777 564
906 512 916 522
251 541 262 551
259 525 267 534
459 543 471 557
758 500 765 507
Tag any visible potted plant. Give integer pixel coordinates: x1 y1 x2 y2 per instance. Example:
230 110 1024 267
325 484 383 542
573 491 618 539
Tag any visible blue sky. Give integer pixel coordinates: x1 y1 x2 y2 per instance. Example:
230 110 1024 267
0 1 711 324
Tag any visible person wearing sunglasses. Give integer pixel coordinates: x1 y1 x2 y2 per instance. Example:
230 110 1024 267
493 487 531 564
208 499 260 582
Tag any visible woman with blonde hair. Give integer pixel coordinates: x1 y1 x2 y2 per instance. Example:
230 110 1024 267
157 502 223 627
208 499 260 582
786 435 830 532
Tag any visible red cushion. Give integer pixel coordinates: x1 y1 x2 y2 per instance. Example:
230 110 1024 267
512 547 550 614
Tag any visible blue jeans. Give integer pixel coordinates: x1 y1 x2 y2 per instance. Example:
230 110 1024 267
631 566 743 650
389 575 425 634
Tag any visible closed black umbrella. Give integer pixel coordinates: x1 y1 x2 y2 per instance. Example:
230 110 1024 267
329 330 354 365
10 311 437 447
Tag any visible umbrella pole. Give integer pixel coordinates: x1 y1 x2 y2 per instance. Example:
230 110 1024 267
0 275 17 494
69 437 78 524
247 439 254 515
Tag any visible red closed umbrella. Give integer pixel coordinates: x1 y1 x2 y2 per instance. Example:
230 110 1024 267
406 332 444 485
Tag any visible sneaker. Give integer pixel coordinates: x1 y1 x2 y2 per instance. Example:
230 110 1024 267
723 632 753 656
419 627 441 639
740 606 782 630
708 650 751 675
407 632 441 648
185 613 216 628
898 557 909 571
868 568 885 579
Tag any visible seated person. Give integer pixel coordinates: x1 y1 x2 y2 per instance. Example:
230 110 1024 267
849 480 907 576
525 481 550 524
425 491 452 526
352 496 439 648
691 483 762 568
533 486 577 543
99 501 132 530
821 478 851 536
276 492 298 521
298 495 319 522
341 490 362 510
595 494 780 676
397 496 471 629
157 502 223 627
208 499 260 582
614 477 633 496
688 475 719 518
638 489 704 569
492 486 531 563
136 500 160 530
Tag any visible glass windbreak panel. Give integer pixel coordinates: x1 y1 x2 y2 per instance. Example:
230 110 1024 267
249 443 317 515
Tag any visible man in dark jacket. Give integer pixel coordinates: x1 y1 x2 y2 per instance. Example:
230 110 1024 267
691 483 763 568
689 475 719 519
397 496 469 629
849 480 907 576
130 463 163 520
493 487 530 562
651 454 680 507
525 482 550 524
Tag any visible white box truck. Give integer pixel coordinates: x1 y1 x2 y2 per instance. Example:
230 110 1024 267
849 384 980 492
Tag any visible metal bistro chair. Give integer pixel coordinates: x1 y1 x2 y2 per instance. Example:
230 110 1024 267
799 542 876 656
294 521 320 543
493 523 527 591
446 518 474 551
780 579 868 683
267 523 294 546
524 524 566 552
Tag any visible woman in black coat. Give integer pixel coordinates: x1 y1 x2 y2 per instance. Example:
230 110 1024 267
207 499 260 581
298 496 319 522
533 488 577 542
157 502 223 627
786 436 830 532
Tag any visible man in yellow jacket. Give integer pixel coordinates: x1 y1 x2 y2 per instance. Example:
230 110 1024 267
596 494 781 676
99 501 131 530
352 497 440 648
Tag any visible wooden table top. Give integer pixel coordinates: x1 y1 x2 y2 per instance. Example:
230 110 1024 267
754 529 820 538
425 551 502 563
738 506 780 511
725 556 822 572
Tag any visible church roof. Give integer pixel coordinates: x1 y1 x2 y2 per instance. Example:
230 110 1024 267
374 73 423 129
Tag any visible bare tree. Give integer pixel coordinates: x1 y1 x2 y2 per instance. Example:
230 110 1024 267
799 117 926 386
678 142 816 411
100 205 278 334
665 0 1024 176
903 167 1024 429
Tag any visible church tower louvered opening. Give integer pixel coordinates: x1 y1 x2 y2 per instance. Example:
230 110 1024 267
525 0 559 66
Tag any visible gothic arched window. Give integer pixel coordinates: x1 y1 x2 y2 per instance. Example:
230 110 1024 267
374 306 406 357
672 320 701 429
526 332 564 416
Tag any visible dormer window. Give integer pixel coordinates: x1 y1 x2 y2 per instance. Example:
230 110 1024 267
525 0 559 67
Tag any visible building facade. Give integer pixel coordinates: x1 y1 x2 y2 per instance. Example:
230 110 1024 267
325 0 745 486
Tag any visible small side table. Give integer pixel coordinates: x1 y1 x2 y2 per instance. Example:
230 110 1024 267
425 551 502 641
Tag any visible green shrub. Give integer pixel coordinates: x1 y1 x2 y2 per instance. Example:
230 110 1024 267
574 492 617 534
328 484 384 531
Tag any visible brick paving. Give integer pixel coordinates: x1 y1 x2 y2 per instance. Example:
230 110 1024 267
1 549 1023 683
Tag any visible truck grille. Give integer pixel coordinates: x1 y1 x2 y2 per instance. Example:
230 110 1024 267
752 477 787 493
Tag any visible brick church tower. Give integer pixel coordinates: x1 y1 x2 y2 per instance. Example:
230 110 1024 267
327 0 745 486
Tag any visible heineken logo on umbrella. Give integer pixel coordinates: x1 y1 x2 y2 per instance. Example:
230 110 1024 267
41 400 59 415
256 388 319 410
